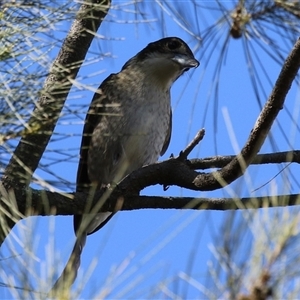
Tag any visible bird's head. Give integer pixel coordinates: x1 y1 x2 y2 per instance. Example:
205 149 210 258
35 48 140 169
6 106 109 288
122 37 199 89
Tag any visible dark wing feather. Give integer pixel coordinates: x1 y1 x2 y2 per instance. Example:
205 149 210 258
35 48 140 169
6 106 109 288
74 74 114 233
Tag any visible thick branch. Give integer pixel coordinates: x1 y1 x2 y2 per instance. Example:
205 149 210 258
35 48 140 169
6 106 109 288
0 0 111 244
6 183 300 217
190 38 300 190
2 0 110 189
1 149 299 217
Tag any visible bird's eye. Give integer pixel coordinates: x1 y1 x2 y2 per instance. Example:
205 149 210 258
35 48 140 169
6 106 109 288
167 40 181 50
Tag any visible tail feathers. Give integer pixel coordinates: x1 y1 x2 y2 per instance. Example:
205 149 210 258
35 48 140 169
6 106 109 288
49 233 87 297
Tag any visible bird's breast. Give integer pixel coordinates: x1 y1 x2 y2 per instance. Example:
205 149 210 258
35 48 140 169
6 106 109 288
121 88 170 167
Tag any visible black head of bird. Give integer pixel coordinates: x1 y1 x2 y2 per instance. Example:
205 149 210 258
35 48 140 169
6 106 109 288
122 37 199 88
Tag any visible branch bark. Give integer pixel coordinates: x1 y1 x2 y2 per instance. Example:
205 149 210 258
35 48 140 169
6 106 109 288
2 179 300 218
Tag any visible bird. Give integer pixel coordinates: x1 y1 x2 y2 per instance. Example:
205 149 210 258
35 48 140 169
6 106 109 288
51 37 199 292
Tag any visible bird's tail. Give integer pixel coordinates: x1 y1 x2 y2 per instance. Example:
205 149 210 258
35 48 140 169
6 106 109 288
48 233 87 297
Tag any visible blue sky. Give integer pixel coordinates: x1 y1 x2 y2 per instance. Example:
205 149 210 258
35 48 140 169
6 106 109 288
1 1 300 299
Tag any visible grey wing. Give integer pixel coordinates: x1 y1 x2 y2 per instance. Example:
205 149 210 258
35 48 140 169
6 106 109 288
160 109 172 156
74 74 115 233
76 73 116 192
76 92 106 192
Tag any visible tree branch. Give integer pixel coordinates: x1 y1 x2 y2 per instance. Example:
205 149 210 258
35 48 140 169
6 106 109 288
1 149 299 218
190 37 300 190
190 150 300 169
0 0 111 244
4 181 300 217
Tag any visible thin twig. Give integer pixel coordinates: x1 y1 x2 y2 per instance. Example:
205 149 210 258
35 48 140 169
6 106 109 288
179 128 205 159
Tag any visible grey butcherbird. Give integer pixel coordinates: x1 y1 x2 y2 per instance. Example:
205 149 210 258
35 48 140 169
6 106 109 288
51 37 199 292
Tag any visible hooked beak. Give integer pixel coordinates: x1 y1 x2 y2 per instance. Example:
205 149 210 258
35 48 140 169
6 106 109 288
172 54 200 69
